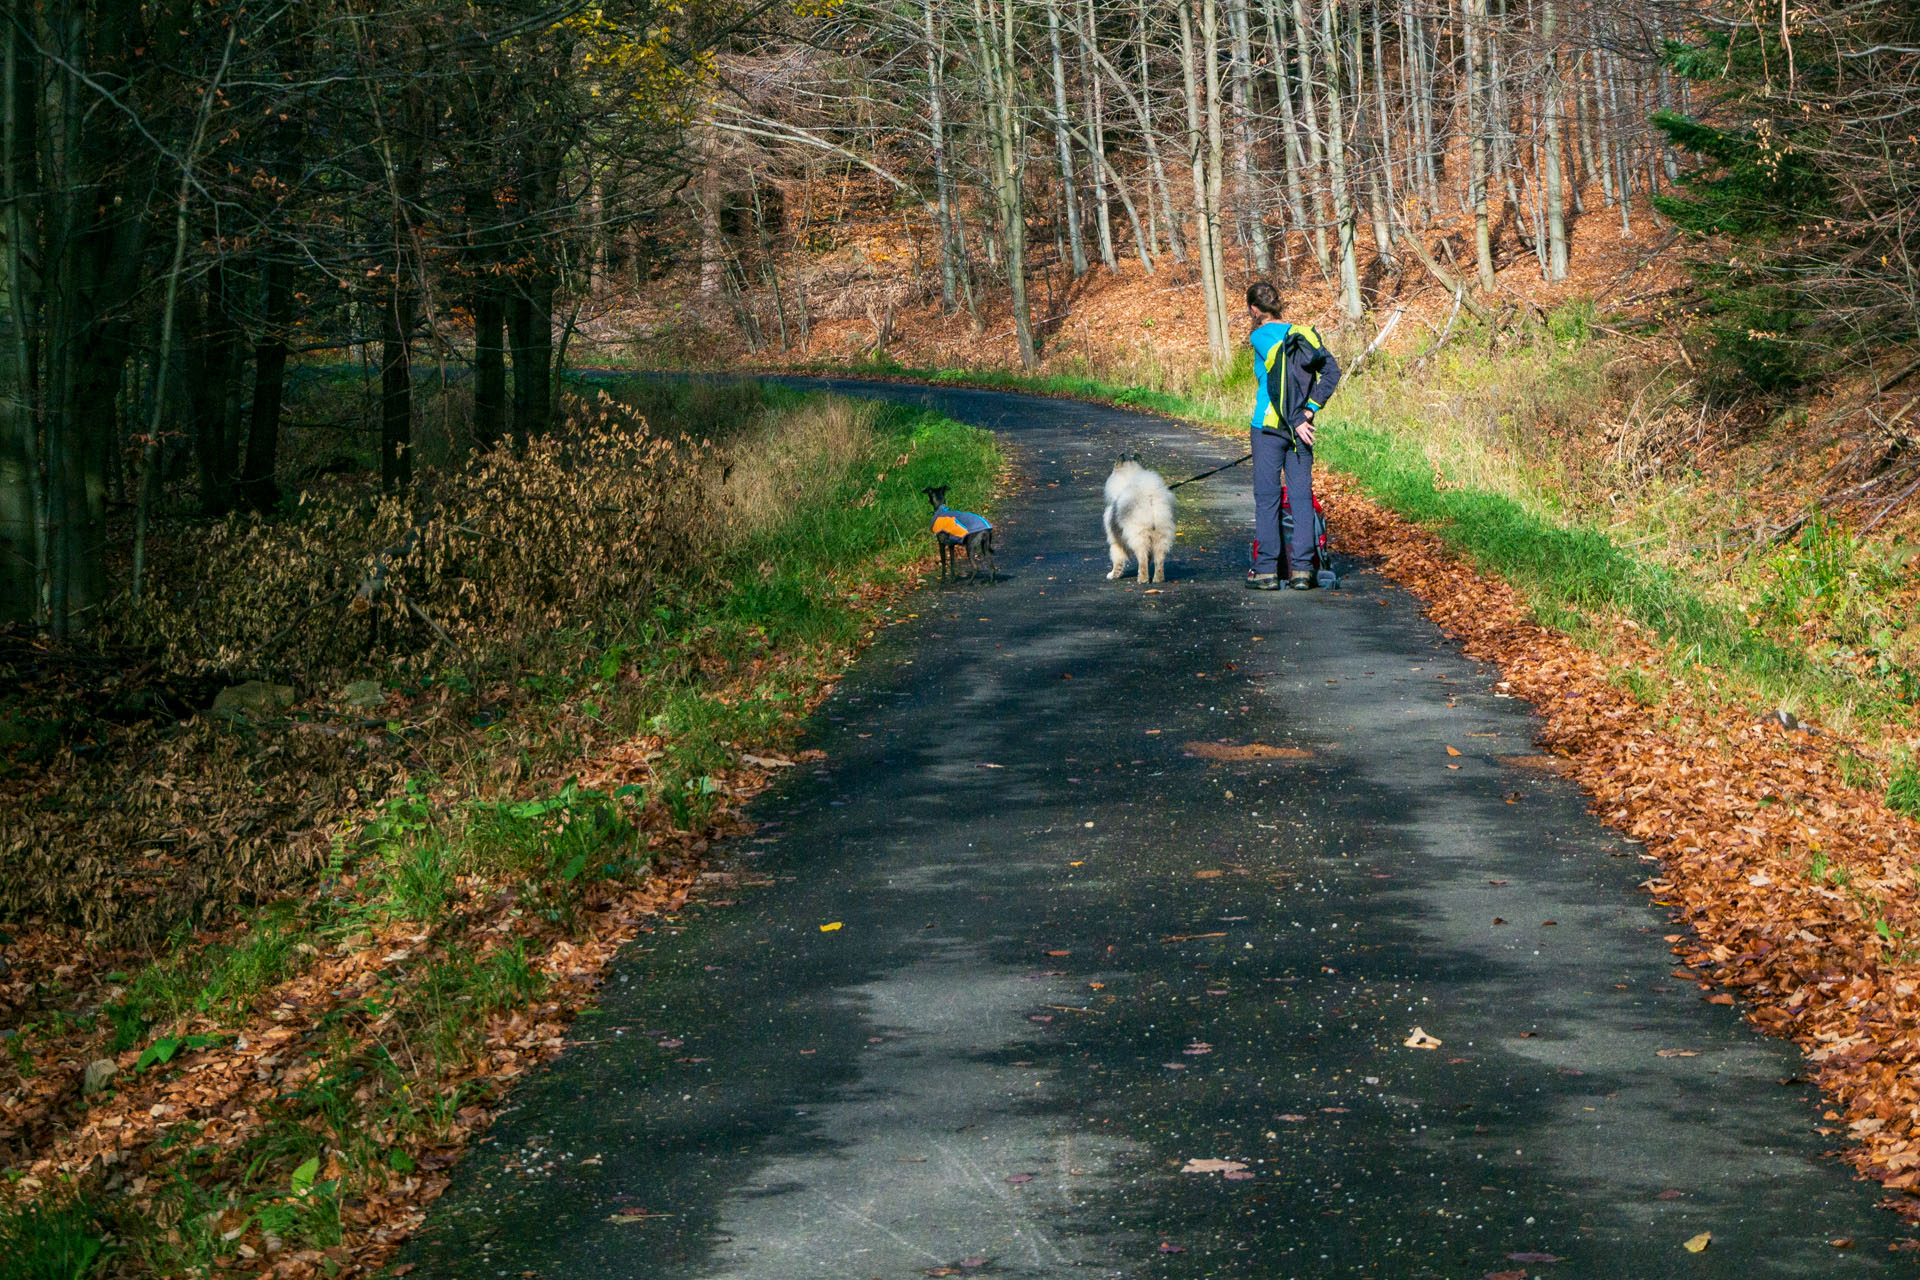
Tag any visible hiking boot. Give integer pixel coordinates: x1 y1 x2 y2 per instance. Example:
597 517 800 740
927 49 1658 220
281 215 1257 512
1245 573 1283 591
1288 572 1315 590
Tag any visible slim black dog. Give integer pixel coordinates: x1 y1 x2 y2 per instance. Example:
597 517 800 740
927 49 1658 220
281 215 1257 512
923 485 996 582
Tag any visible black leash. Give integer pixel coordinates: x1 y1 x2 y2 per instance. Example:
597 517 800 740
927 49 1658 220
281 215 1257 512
1167 452 1253 490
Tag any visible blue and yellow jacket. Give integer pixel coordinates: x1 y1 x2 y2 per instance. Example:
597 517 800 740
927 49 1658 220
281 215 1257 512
1249 322 1342 444
931 506 992 541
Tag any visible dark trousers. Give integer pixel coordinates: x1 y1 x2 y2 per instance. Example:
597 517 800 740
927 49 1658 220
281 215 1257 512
1251 427 1315 575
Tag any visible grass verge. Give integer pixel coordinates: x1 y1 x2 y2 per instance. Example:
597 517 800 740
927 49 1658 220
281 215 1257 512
0 383 999 1278
749 325 1920 777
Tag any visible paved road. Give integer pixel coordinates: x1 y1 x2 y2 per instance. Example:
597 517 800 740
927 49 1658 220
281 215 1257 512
400 382 1897 1279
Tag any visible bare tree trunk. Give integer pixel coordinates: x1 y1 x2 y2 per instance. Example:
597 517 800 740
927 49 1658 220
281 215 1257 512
1541 0 1567 280
697 126 725 304
1227 0 1270 272
925 0 961 308
380 268 415 489
239 255 290 511
1598 43 1632 235
976 0 1036 366
0 11 38 626
1290 0 1334 278
1318 0 1363 316
469 183 507 450
1045 0 1088 278
1179 0 1232 363
1463 0 1496 289
1138 0 1188 263
1259 0 1309 277
1080 0 1117 270
1359 0 1396 271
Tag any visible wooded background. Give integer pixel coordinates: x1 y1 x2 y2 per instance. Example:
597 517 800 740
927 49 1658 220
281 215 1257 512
1 0 1913 636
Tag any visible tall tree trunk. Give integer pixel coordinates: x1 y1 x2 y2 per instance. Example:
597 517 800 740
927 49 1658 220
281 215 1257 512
0 10 39 626
469 183 507 450
697 126 725 304
925 0 961 307
1290 0 1333 278
1045 0 1087 278
191 264 240 516
1318 0 1363 316
380 268 413 490
239 255 290 512
1463 0 1496 289
1541 0 1567 280
1358 1 1396 270
976 0 1035 366
1137 0 1188 262
1227 0 1270 273
1179 0 1231 364
1202 0 1233 340
1259 0 1309 277
1080 0 1117 271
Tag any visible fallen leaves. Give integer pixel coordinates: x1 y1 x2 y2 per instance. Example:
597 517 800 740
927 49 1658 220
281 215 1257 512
819 921 843 932
1404 1026 1443 1050
1182 741 1311 761
1656 1048 1700 1058
1682 1231 1712 1253
1181 1158 1249 1175
1329 472 1920 1218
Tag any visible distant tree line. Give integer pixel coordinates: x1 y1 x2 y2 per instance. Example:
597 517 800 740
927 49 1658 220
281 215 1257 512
694 0 1914 390
0 0 749 636
696 0 1704 368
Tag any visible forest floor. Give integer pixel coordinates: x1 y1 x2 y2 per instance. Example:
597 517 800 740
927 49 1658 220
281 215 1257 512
0 381 1003 1279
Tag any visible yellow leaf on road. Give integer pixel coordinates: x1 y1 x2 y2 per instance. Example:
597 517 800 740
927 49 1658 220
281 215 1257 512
1683 1232 1711 1253
1404 1027 1442 1050
820 922 843 932
1446 745 1462 756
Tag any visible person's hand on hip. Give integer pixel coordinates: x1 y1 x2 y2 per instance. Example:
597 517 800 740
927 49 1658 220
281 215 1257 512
1296 411 1316 447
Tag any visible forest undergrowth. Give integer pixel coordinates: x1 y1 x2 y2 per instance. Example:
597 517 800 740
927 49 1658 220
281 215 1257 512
0 379 1000 1278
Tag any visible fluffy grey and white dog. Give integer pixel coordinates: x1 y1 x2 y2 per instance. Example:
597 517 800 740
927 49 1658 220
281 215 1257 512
1103 455 1175 584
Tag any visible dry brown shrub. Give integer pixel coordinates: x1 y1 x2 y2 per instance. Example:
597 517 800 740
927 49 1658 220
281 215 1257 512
117 392 718 684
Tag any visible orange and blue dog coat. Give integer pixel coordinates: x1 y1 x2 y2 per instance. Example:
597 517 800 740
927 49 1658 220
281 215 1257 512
931 506 992 540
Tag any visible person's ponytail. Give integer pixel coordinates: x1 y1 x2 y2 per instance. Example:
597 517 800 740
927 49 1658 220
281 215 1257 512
1246 281 1284 317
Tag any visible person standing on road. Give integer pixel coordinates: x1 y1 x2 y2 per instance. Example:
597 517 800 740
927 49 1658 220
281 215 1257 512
1244 283 1341 591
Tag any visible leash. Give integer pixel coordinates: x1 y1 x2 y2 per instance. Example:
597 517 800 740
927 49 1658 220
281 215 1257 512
1167 452 1253 490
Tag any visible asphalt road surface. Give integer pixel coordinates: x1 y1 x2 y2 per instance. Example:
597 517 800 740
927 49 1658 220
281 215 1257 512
398 380 1898 1279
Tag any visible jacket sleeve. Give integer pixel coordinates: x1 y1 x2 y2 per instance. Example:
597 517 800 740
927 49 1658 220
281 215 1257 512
1303 341 1341 414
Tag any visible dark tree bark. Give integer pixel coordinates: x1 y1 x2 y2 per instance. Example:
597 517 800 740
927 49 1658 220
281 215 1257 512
380 270 414 491
239 255 290 513
191 263 242 516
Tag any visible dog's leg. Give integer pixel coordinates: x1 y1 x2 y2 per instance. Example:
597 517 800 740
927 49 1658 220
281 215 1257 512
1134 536 1150 583
1104 508 1128 581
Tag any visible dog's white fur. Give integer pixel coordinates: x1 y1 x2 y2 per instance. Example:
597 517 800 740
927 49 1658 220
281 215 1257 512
1103 458 1175 584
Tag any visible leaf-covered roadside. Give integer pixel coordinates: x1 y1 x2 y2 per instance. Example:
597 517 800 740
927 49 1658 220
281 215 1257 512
0 390 1002 1278
1326 474 1920 1224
